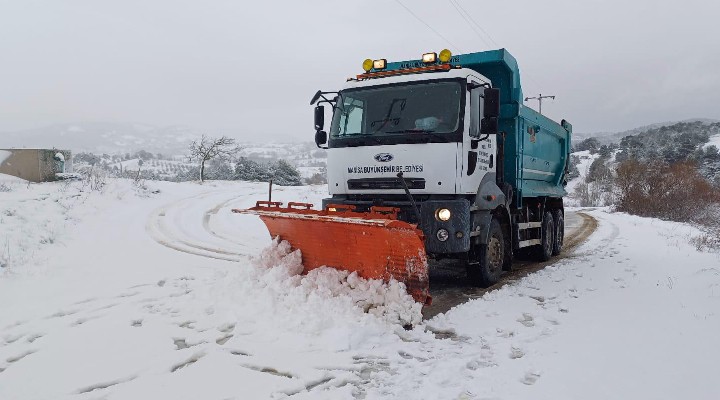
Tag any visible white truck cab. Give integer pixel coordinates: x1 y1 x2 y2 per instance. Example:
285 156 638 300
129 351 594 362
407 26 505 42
325 68 496 198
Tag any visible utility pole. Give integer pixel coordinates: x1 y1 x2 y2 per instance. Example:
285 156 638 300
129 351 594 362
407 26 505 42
524 94 555 115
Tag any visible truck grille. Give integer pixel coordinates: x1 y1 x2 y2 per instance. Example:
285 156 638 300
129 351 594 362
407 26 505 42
347 178 426 190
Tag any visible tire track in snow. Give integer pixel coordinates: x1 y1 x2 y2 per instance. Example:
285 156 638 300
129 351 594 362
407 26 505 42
202 196 248 246
147 192 241 262
146 190 263 262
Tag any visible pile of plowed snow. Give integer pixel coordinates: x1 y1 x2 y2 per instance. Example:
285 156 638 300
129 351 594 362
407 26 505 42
246 237 422 326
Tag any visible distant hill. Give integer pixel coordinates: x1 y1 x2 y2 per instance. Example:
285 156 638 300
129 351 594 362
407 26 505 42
574 120 720 186
0 122 201 155
575 118 720 144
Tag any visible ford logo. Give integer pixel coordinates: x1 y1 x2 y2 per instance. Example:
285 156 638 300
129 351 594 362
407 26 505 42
374 153 394 162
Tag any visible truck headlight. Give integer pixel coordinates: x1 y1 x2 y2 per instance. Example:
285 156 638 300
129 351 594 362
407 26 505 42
436 208 451 221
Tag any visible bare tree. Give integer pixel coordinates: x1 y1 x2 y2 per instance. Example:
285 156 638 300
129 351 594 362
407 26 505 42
188 135 238 182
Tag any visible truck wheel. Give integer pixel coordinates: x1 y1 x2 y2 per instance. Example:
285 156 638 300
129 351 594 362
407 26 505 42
534 211 554 262
551 210 564 256
468 218 504 286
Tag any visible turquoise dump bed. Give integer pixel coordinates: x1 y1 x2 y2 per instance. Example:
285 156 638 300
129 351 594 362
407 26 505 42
384 49 572 206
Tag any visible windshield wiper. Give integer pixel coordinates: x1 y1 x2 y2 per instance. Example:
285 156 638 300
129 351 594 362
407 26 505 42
371 99 406 133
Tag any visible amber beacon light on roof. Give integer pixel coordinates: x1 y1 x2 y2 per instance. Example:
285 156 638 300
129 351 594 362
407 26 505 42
357 49 455 80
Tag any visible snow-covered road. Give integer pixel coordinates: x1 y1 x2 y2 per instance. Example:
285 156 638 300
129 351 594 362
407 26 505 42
1 179 719 399
423 212 596 318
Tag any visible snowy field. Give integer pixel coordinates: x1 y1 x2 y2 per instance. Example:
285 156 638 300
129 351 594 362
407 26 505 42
1 179 719 399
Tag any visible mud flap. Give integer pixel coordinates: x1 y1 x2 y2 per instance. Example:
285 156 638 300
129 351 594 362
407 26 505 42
233 201 431 305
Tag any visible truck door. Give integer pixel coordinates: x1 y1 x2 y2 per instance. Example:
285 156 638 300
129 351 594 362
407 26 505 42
460 79 496 193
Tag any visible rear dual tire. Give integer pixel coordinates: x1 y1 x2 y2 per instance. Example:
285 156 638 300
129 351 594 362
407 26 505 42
534 211 554 261
467 209 562 286
551 209 564 256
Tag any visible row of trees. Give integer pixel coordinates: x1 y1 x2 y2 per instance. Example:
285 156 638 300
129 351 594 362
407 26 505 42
574 121 720 186
74 150 164 165
193 157 304 186
614 160 719 222
571 126 720 250
73 135 312 186
573 149 720 215
186 135 306 185
573 156 720 251
85 156 306 186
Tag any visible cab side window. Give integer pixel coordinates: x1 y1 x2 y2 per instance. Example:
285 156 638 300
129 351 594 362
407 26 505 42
469 81 481 137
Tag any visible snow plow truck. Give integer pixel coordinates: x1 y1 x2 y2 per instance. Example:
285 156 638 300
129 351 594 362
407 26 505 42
234 48 571 306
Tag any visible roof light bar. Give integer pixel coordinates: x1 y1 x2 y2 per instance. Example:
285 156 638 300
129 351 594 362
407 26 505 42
356 63 452 80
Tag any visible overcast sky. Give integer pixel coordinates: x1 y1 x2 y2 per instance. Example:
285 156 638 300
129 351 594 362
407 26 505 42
1 0 719 139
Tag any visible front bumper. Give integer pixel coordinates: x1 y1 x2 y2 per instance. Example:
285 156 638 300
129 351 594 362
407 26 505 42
419 199 471 254
322 197 472 255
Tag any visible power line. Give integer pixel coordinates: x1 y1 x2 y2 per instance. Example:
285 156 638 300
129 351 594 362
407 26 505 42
449 0 544 96
393 0 463 53
447 0 493 49
396 0 547 100
450 0 500 48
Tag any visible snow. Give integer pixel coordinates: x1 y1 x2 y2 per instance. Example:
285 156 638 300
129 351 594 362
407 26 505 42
0 149 12 165
296 166 324 179
565 150 598 201
0 173 26 183
704 133 720 150
1 181 719 399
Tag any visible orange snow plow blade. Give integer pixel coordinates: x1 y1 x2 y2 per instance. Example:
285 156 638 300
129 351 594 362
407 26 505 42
233 201 431 305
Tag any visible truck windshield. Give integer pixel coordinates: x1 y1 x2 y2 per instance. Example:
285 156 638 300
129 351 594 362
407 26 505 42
330 81 462 138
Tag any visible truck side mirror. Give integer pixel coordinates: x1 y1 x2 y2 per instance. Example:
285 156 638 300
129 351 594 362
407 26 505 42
480 117 498 136
314 130 327 148
314 105 325 131
483 88 500 118
310 90 323 105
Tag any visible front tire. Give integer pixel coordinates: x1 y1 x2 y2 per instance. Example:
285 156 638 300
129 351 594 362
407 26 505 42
468 218 504 286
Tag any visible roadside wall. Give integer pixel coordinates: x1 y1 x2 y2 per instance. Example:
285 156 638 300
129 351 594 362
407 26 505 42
0 149 73 182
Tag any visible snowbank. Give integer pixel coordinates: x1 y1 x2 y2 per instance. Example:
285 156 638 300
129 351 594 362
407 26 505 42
0 173 26 183
253 238 422 326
